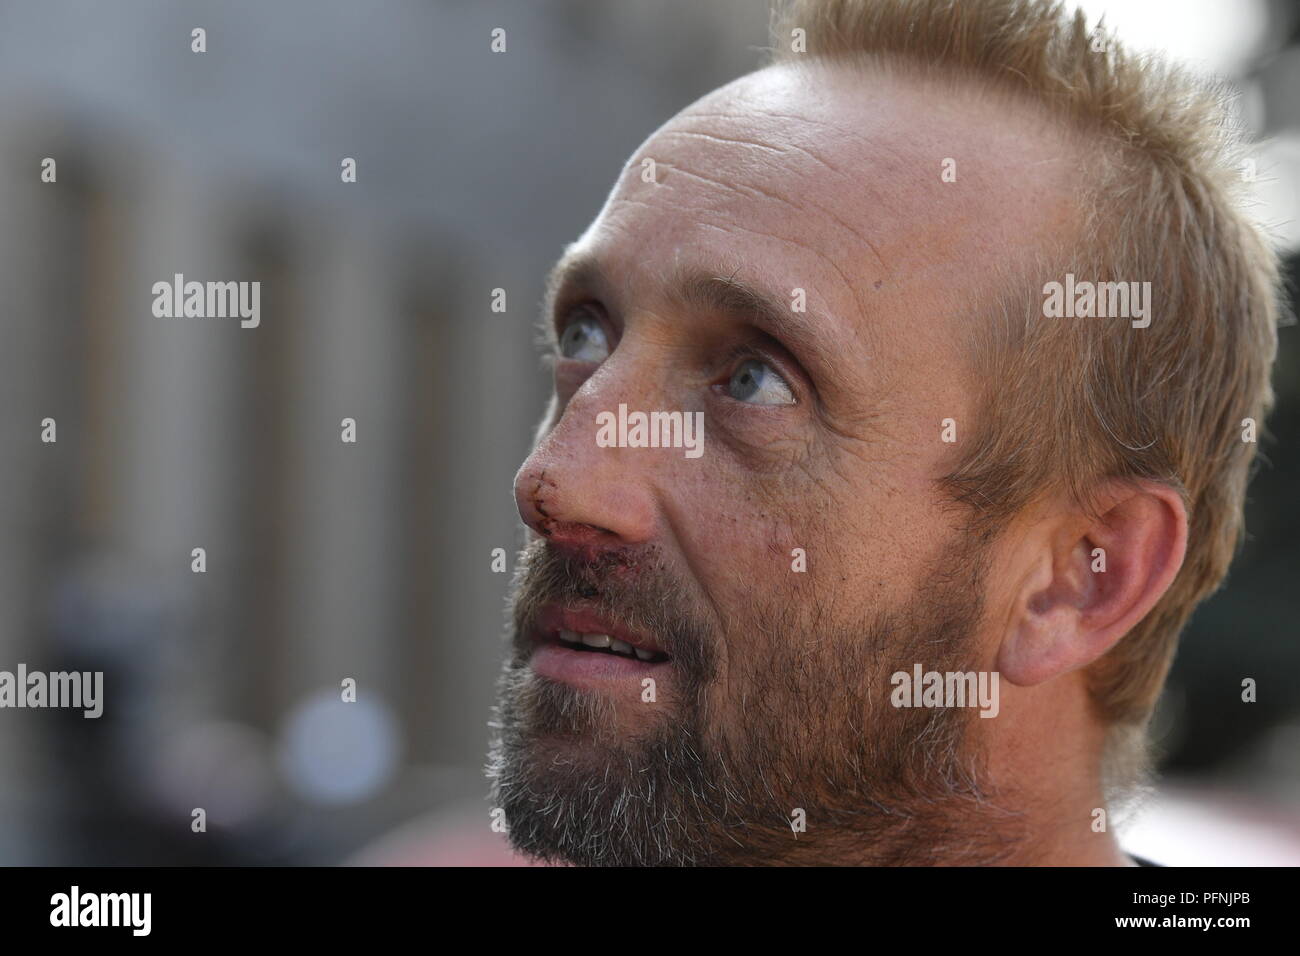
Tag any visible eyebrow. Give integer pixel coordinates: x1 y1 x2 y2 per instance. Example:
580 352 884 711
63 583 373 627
542 250 849 383
541 249 616 332
665 267 844 375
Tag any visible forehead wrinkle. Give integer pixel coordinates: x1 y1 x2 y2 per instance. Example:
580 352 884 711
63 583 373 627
654 128 791 158
651 153 890 278
677 84 924 186
652 128 848 184
669 107 897 193
629 205 874 365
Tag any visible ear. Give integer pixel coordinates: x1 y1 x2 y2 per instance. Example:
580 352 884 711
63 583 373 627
996 480 1188 687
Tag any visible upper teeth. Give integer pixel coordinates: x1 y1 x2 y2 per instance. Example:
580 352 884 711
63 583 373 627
558 629 657 661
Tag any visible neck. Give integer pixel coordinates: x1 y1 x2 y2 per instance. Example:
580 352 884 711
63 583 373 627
759 724 1128 865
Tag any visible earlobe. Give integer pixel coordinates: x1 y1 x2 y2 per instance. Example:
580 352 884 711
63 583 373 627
996 481 1188 688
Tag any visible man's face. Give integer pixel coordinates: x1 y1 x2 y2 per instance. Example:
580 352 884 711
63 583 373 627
490 62 1076 865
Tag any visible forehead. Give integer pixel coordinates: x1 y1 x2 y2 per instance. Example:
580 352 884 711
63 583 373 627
569 60 1080 377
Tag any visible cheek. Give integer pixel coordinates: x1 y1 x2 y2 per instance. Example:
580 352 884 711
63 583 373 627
670 440 957 633
665 453 854 615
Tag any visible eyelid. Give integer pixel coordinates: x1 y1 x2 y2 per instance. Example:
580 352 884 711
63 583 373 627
549 300 814 408
720 341 803 405
554 300 618 355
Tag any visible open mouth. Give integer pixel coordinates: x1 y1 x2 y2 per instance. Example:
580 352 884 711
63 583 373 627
552 629 670 663
526 603 674 685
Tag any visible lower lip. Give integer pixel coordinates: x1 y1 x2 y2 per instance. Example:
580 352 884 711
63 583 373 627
530 641 669 689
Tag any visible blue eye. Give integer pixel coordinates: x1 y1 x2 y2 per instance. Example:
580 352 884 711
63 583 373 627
727 358 795 405
557 312 610 363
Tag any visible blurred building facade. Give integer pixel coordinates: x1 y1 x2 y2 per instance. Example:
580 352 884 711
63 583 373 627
0 0 772 864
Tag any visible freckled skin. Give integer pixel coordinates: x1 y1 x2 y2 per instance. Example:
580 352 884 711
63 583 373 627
500 61 1136 865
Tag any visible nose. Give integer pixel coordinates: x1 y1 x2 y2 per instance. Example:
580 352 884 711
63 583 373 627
513 385 659 554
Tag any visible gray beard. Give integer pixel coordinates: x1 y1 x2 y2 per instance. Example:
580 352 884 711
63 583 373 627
487 533 1024 866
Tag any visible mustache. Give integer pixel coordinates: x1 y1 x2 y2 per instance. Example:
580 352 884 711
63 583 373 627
507 537 715 681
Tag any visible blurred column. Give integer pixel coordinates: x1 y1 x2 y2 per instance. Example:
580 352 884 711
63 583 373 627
94 160 245 789
0 108 77 862
409 249 542 773
278 219 404 788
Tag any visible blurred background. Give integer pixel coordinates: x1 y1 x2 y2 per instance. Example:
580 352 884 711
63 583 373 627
0 0 1295 866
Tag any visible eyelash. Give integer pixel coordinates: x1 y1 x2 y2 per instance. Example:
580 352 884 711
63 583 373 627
550 304 803 403
714 343 800 403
